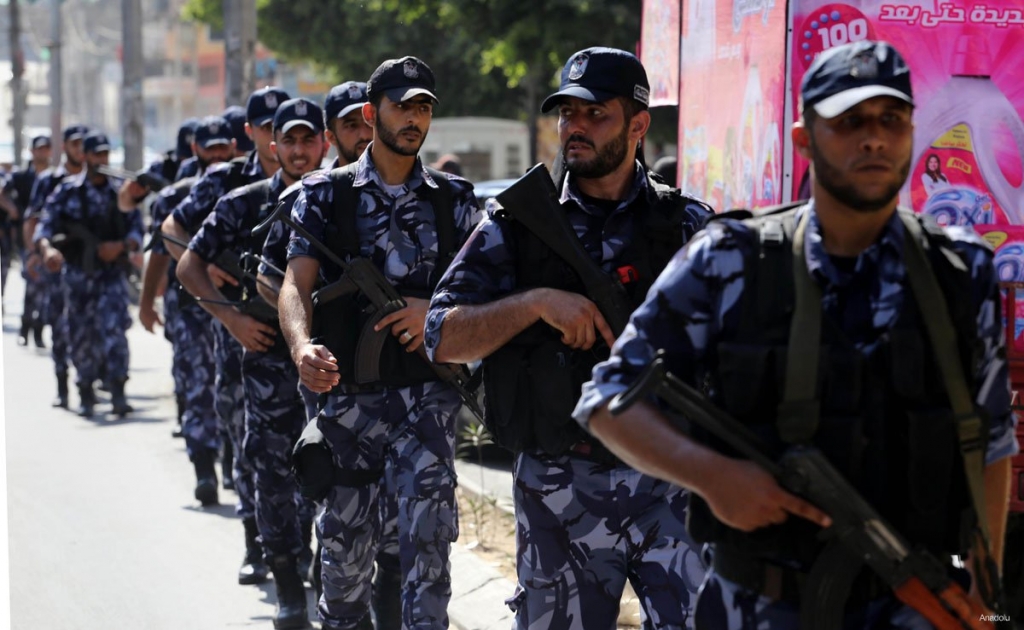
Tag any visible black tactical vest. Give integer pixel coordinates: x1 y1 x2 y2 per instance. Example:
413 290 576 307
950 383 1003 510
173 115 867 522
689 207 982 565
482 175 706 457
313 163 457 388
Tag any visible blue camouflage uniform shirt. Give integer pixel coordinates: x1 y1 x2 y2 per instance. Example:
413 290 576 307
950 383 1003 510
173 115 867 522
424 162 712 358
27 165 76 222
287 147 479 293
171 151 265 234
174 156 200 183
190 169 287 266
572 202 1019 465
35 173 145 270
148 177 197 256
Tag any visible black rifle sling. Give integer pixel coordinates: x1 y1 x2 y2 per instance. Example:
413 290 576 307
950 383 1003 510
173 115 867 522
899 211 1003 612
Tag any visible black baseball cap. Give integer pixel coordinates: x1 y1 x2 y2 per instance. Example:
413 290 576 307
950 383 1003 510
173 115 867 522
194 116 233 148
367 56 438 104
176 117 200 158
324 81 368 122
63 125 89 142
801 40 914 119
541 47 650 113
246 86 291 127
273 98 325 134
83 131 111 154
31 135 52 149
222 105 254 153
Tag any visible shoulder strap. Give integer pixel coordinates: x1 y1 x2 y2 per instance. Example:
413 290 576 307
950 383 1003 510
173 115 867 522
898 211 1003 610
327 164 361 258
424 166 456 264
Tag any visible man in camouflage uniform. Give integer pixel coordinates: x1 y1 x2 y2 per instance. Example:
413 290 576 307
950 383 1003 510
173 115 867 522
258 81 403 628
279 57 478 630
426 48 710 630
4 134 53 346
135 116 237 508
163 86 290 512
179 97 326 630
36 131 144 418
146 118 199 187
577 41 1018 629
26 125 88 409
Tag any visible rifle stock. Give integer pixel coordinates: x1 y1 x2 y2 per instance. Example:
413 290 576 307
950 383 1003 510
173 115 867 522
609 357 1002 630
495 163 633 336
98 165 169 192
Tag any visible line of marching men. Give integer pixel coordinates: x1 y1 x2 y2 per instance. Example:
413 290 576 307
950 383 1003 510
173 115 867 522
6 40 1019 630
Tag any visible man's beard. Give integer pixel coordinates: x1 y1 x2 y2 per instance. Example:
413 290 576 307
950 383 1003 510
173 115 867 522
811 138 909 213
563 123 629 179
339 140 368 164
66 154 82 169
376 118 423 157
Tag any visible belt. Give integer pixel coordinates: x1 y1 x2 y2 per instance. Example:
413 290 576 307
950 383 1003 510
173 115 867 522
567 437 623 465
712 546 888 605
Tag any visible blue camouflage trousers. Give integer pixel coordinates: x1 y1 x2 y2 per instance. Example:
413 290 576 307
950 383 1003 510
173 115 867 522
62 266 131 386
508 451 706 630
44 269 69 374
240 345 314 556
167 287 220 459
162 280 185 398
316 383 461 630
20 252 45 326
693 570 934 629
213 321 255 517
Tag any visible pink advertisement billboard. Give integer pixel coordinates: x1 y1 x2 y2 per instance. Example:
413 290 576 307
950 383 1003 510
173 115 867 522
641 0 682 107
677 0 788 209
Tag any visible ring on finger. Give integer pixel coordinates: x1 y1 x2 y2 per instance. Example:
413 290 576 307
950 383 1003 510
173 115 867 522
399 331 413 344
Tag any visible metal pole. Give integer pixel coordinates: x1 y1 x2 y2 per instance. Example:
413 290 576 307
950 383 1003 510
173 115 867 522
9 0 24 169
121 0 144 170
48 0 62 166
240 0 256 96
223 0 240 107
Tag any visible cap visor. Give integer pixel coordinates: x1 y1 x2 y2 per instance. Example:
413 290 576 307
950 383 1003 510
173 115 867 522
88 145 111 153
540 86 618 112
65 133 86 141
336 103 365 119
250 115 274 128
279 120 322 134
812 86 914 119
384 87 439 104
200 138 232 148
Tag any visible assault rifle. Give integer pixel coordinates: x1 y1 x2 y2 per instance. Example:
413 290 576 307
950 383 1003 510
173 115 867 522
160 230 277 322
609 356 1006 630
97 165 170 192
495 162 633 336
257 202 484 422
50 222 100 274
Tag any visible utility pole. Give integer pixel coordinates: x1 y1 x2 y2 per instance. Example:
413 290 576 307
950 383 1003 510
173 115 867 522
223 0 256 108
48 0 62 166
9 0 24 169
121 0 144 170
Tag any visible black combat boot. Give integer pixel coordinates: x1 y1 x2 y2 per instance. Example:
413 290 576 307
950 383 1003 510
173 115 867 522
221 440 234 490
110 379 133 417
17 315 28 346
192 448 219 506
268 553 309 629
372 554 403 630
77 384 95 418
238 517 269 585
172 392 184 438
52 372 69 409
32 322 44 348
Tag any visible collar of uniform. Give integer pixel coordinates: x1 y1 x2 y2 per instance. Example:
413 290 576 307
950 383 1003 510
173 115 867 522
560 159 647 216
268 169 288 197
242 150 263 179
353 144 436 192
803 200 906 288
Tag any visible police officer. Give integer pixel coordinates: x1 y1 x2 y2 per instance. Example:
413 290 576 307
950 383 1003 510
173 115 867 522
136 117 237 505
147 117 199 185
179 97 326 630
36 131 144 418
26 124 89 408
163 87 290 512
279 57 479 630
426 48 711 630
256 81 402 627
4 134 53 345
576 41 1017 628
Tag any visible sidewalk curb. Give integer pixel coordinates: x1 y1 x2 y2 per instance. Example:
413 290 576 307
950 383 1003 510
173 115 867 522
450 462 517 630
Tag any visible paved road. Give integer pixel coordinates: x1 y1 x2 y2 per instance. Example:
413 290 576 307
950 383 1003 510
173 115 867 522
2 270 319 629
